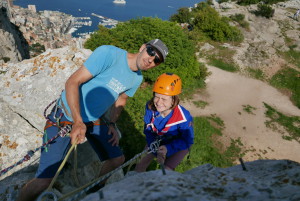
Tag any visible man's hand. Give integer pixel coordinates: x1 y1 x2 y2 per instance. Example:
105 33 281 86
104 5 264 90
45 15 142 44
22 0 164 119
157 145 167 164
108 125 119 146
70 122 87 144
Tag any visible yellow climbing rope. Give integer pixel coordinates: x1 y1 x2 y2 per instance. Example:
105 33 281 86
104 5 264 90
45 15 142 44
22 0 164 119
46 140 78 191
38 139 161 201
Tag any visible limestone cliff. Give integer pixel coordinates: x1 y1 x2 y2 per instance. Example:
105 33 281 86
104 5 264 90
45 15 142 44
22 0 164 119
0 6 29 63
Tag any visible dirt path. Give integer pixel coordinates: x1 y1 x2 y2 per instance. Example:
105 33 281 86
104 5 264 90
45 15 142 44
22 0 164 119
182 66 300 163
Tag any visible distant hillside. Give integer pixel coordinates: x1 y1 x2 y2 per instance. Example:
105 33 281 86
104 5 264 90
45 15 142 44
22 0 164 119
182 0 300 164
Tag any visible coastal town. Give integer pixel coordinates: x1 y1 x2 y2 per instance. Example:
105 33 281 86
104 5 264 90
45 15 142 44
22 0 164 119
1 0 197 58
0 0 119 55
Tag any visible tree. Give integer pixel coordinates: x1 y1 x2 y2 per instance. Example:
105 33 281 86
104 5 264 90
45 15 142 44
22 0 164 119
170 7 192 24
84 17 204 88
254 3 275 18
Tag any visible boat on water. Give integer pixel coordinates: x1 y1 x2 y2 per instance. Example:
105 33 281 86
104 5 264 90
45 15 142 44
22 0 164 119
113 0 126 4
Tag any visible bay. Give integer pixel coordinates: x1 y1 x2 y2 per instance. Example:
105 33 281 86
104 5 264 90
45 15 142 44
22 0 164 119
14 0 202 37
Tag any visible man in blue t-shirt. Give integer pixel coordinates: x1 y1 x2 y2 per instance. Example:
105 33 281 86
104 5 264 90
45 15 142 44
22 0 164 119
17 39 168 201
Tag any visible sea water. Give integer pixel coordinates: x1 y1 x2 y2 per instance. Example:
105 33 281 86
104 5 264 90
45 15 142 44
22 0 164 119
14 0 203 36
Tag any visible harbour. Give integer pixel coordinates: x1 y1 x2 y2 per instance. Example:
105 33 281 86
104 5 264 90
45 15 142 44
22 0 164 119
91 12 118 28
13 0 202 37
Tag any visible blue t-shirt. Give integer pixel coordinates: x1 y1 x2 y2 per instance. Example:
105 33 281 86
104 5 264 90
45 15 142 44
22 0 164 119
60 45 143 122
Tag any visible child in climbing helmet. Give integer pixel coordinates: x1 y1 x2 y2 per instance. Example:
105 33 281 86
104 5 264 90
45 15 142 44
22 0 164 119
135 73 194 171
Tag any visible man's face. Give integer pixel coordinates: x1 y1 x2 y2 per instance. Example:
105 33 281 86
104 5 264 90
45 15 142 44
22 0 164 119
137 45 163 71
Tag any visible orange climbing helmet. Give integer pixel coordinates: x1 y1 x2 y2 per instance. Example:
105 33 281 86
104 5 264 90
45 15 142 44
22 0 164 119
153 73 182 96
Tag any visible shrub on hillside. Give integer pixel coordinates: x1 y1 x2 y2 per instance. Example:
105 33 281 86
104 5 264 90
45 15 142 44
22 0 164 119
169 7 192 24
218 0 230 3
237 0 260 5
84 17 203 89
170 2 243 42
263 0 287 4
192 3 244 42
230 13 250 29
29 43 45 56
237 0 286 5
254 3 275 18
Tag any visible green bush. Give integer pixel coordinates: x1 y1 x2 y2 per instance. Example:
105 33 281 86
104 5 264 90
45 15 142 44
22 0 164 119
170 7 192 24
263 0 287 4
192 3 243 42
237 0 260 5
230 13 250 29
170 2 244 42
84 17 204 88
30 43 45 56
207 0 214 5
218 0 230 3
237 0 287 5
230 13 245 22
254 3 275 18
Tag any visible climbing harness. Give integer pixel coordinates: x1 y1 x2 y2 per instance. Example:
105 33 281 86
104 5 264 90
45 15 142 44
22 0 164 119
0 98 107 177
1 98 165 200
37 139 162 201
0 99 72 177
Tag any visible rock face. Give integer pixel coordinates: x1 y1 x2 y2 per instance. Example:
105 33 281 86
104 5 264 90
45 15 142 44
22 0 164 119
0 6 29 62
212 0 300 78
0 45 101 200
81 160 300 201
0 46 92 179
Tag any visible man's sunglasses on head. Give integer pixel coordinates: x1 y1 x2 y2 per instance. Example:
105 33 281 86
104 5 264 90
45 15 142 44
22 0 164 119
146 45 162 64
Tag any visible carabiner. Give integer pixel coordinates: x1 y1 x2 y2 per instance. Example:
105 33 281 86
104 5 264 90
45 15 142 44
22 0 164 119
37 191 58 201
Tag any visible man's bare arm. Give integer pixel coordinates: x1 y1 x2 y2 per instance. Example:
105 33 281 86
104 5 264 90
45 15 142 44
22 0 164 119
65 66 93 144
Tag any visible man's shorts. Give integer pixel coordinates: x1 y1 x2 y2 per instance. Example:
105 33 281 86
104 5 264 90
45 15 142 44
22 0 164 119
35 106 123 178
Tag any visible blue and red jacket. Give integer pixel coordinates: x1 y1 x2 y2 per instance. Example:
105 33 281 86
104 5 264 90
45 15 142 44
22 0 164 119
144 103 194 157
